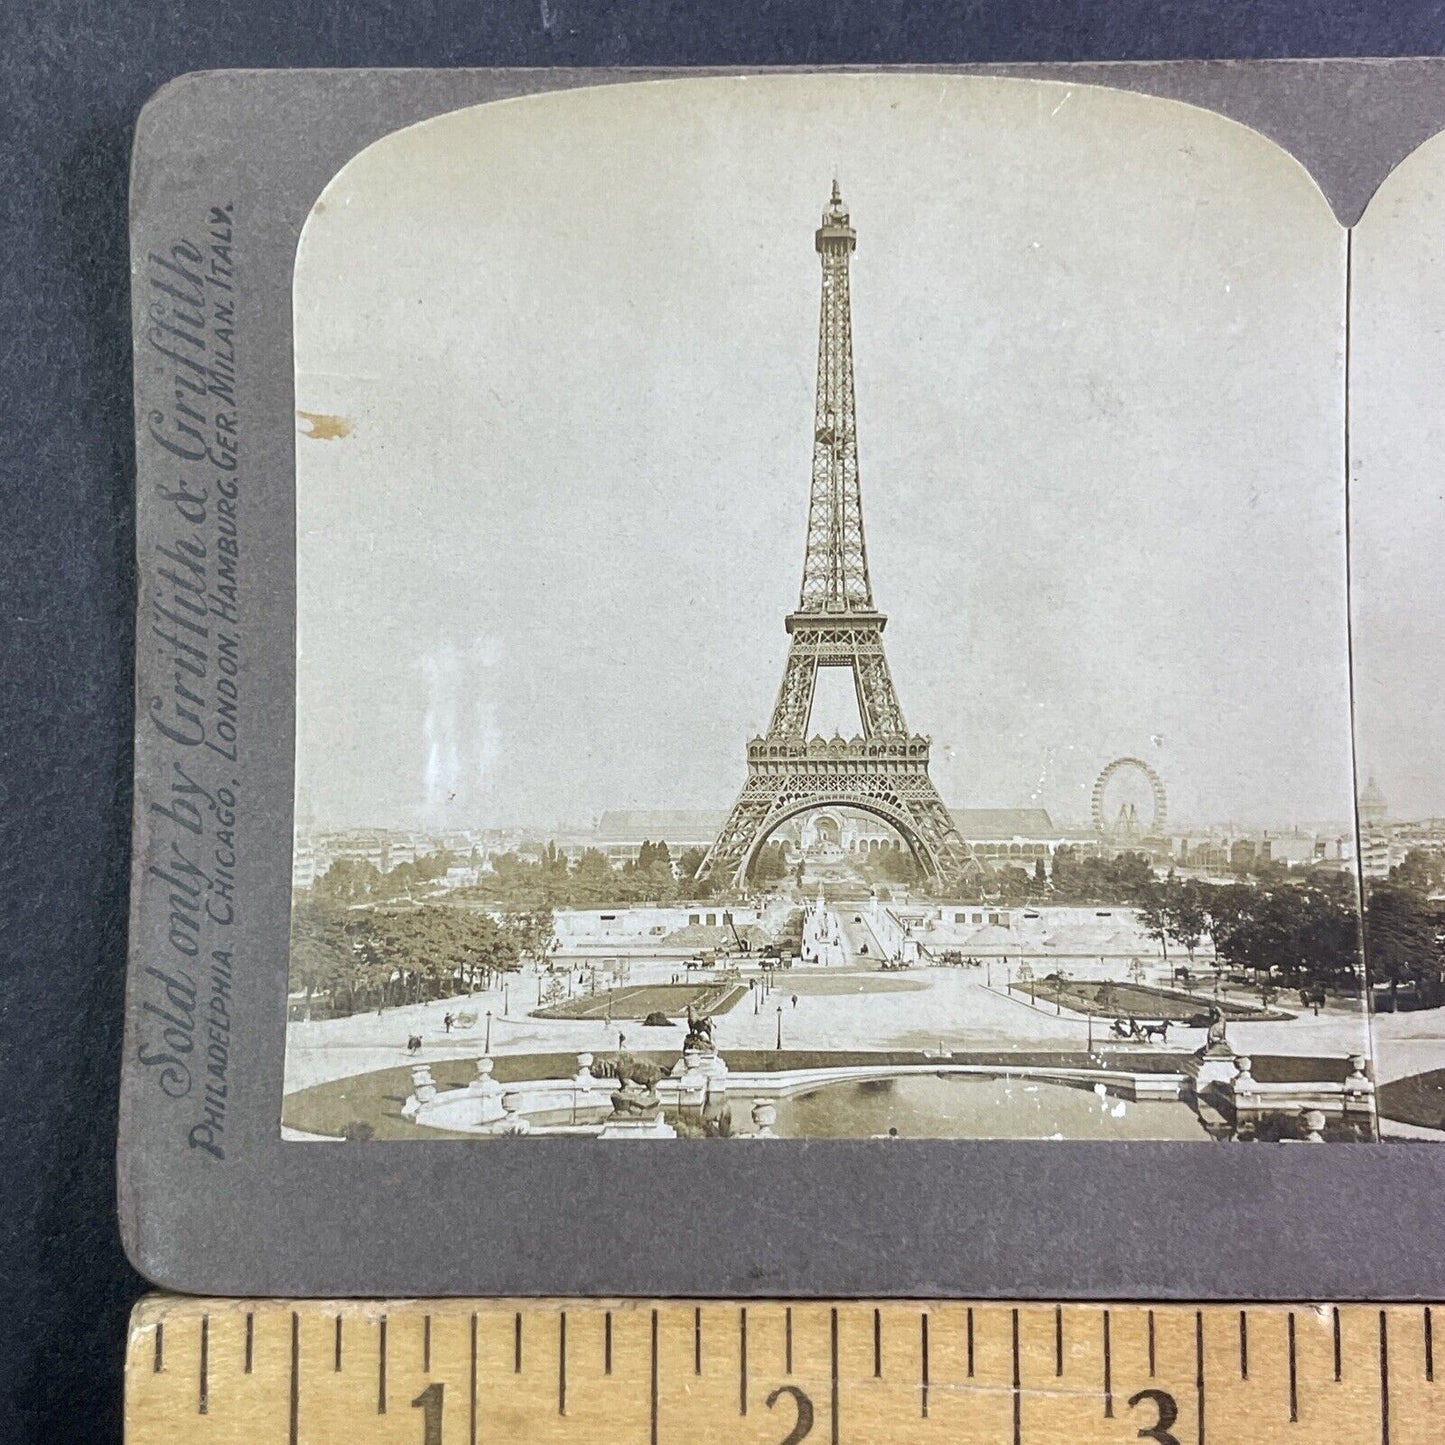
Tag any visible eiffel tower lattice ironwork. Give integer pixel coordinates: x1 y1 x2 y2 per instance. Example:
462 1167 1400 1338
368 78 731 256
697 184 977 888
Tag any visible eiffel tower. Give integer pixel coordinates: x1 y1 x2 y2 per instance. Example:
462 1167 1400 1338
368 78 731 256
697 183 976 889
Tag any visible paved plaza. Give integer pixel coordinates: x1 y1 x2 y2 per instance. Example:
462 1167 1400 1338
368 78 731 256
283 907 1379 1097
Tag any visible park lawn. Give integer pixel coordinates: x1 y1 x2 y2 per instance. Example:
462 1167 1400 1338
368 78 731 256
1378 1069 1445 1130
535 980 747 1021
1011 978 1291 1023
739 971 929 997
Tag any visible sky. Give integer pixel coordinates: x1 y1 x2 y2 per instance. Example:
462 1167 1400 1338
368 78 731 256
1350 138 1445 822
292 73 1360 835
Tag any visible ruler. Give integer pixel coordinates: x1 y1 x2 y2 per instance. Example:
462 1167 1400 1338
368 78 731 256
126 1296 1435 1443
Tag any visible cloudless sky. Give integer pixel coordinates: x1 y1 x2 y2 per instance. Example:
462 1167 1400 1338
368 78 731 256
293 73 1360 833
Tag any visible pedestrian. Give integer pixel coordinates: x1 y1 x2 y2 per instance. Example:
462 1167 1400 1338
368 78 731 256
791 994 799 1009
444 1012 453 1034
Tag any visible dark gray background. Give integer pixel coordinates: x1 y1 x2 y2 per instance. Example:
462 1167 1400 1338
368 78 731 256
9 5 1445 1442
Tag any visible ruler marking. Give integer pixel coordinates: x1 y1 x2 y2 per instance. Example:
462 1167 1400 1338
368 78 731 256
559 1311 567 1416
514 1311 523 1373
378 1315 387 1414
1012 1307 1022 1445
289 1311 299 1445
694 1307 701 1376
650 1309 659 1445
830 1307 840 1445
1103 1308 1113 1418
1288 1311 1298 1423
1380 1310 1391 1445
131 1299 1445 1441
740 1307 748 1416
920 1312 930 1418
198 1314 209 1415
469 1313 478 1445
1196 1309 1206 1445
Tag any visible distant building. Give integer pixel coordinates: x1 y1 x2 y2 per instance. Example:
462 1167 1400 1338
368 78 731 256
291 838 317 892
1359 776 1390 830
592 810 728 867
948 808 1089 867
1361 816 1445 879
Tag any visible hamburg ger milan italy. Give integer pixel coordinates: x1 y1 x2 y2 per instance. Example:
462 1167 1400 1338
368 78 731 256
282 80 1440 1145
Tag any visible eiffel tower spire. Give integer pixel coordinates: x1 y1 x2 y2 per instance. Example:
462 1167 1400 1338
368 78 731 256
768 184 906 740
800 180 873 614
696 186 979 890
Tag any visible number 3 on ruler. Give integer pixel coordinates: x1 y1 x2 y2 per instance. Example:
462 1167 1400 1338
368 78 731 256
411 1382 444 1444
1127 1388 1180 1445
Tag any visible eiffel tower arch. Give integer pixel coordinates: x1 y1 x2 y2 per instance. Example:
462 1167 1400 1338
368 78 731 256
697 184 980 891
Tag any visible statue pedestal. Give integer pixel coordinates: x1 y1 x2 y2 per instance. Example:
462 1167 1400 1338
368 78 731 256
465 1056 507 1125
1186 1044 1238 1100
597 1117 678 1140
675 1046 728 1107
402 1064 438 1119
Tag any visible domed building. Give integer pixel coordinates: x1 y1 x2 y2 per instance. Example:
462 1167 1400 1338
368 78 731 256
1359 776 1390 831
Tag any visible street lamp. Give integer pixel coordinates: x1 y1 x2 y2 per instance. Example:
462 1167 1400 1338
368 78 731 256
503 982 509 1017
776 1006 784 1051
485 1010 493 1054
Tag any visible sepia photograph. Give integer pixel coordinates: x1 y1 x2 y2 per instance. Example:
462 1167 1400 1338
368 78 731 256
1348 129 1445 1142
280 74 1381 1144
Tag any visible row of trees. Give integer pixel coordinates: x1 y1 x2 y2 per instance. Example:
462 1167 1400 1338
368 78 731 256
289 899 554 1019
1132 857 1445 1002
1137 871 1362 992
460 841 718 909
1364 850 1445 1008
313 849 459 905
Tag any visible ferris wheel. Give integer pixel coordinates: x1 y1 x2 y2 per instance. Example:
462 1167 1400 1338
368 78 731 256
1091 757 1168 839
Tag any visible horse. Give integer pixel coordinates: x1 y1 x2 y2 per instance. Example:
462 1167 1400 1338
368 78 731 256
1136 1020 1171 1044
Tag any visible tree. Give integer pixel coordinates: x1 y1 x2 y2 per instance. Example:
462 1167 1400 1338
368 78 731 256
750 842 788 883
1136 880 1171 963
289 897 354 1018
1164 878 1209 964
314 856 383 905
1390 849 1445 897
1208 878 1360 996
1365 881 1445 1009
